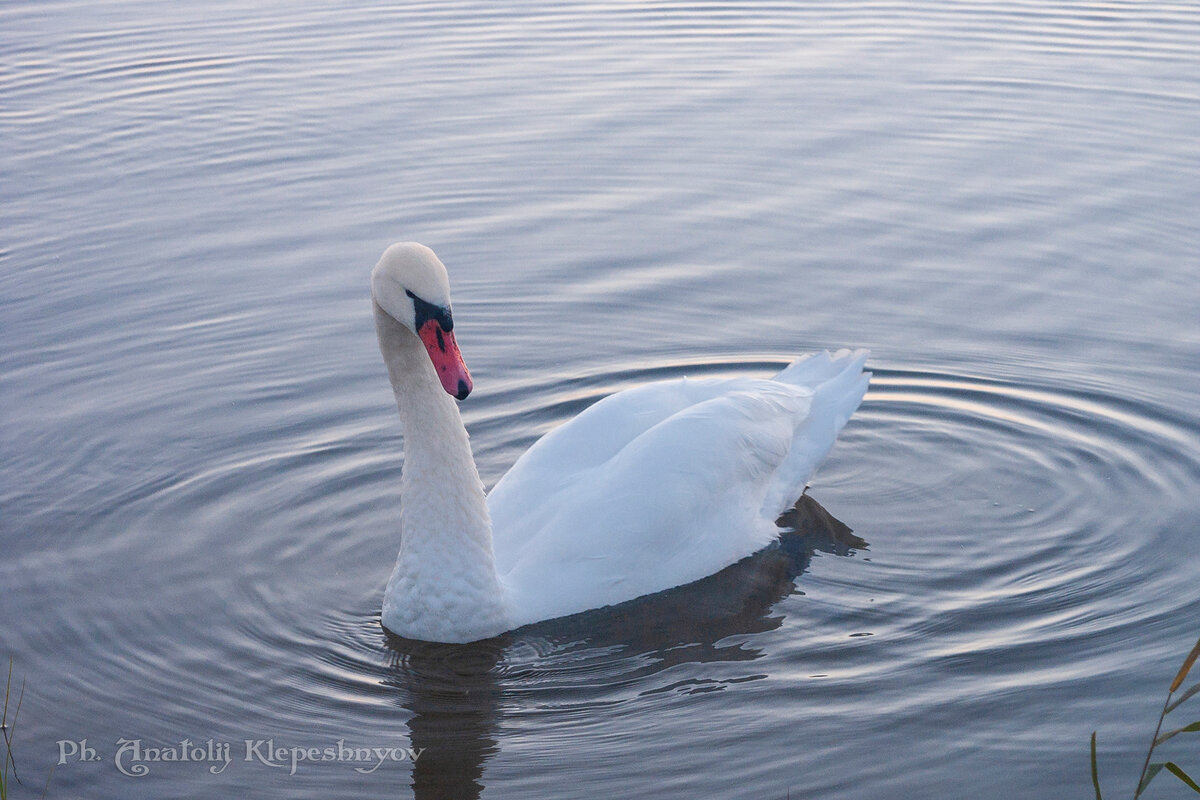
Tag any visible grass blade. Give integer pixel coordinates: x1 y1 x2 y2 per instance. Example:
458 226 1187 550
1154 721 1200 747
2 657 17 793
1172 638 1200 693
1090 732 1103 800
1137 763 1166 797
1 657 11 800
1167 682 1200 715
1163 762 1200 794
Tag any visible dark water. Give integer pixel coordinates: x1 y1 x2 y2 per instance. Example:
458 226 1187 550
3 1 1199 798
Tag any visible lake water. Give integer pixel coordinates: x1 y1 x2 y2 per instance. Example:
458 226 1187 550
2 1 1199 798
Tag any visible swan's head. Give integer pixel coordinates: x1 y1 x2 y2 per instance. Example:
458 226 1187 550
371 242 472 401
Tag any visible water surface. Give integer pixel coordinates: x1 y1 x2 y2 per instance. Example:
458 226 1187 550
2 1 1199 798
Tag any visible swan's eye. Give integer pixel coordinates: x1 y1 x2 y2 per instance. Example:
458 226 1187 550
405 289 454 332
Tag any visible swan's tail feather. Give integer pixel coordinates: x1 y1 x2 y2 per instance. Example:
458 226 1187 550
774 348 868 387
761 349 870 518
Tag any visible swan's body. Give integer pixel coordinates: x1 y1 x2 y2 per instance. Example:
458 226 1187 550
373 243 869 643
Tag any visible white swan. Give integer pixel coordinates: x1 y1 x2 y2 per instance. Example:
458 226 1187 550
372 242 870 643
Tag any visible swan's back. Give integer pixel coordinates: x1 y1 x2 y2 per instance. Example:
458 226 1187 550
487 349 870 628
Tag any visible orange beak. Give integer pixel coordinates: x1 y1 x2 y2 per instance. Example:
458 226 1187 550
417 319 472 400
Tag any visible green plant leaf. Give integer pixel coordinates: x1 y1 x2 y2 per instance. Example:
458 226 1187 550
1137 763 1166 797
1154 721 1200 747
1090 731 1103 800
1167 681 1200 715
1163 762 1200 794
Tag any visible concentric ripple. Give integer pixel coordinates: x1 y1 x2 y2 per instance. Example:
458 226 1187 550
799 366 1200 743
7 355 1198 799
4 0 1199 796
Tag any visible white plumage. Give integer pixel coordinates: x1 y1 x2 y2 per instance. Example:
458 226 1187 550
372 243 869 643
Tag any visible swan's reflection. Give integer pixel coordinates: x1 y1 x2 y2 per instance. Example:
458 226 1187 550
381 494 863 800
382 641 504 800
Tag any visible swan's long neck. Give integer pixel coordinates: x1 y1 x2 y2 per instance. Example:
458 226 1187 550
374 302 510 642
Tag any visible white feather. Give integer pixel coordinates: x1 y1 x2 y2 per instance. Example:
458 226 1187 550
372 244 870 642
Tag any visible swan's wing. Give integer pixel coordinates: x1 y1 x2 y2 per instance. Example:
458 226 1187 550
488 376 747 567
495 382 817 626
489 350 869 627
489 351 869 556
